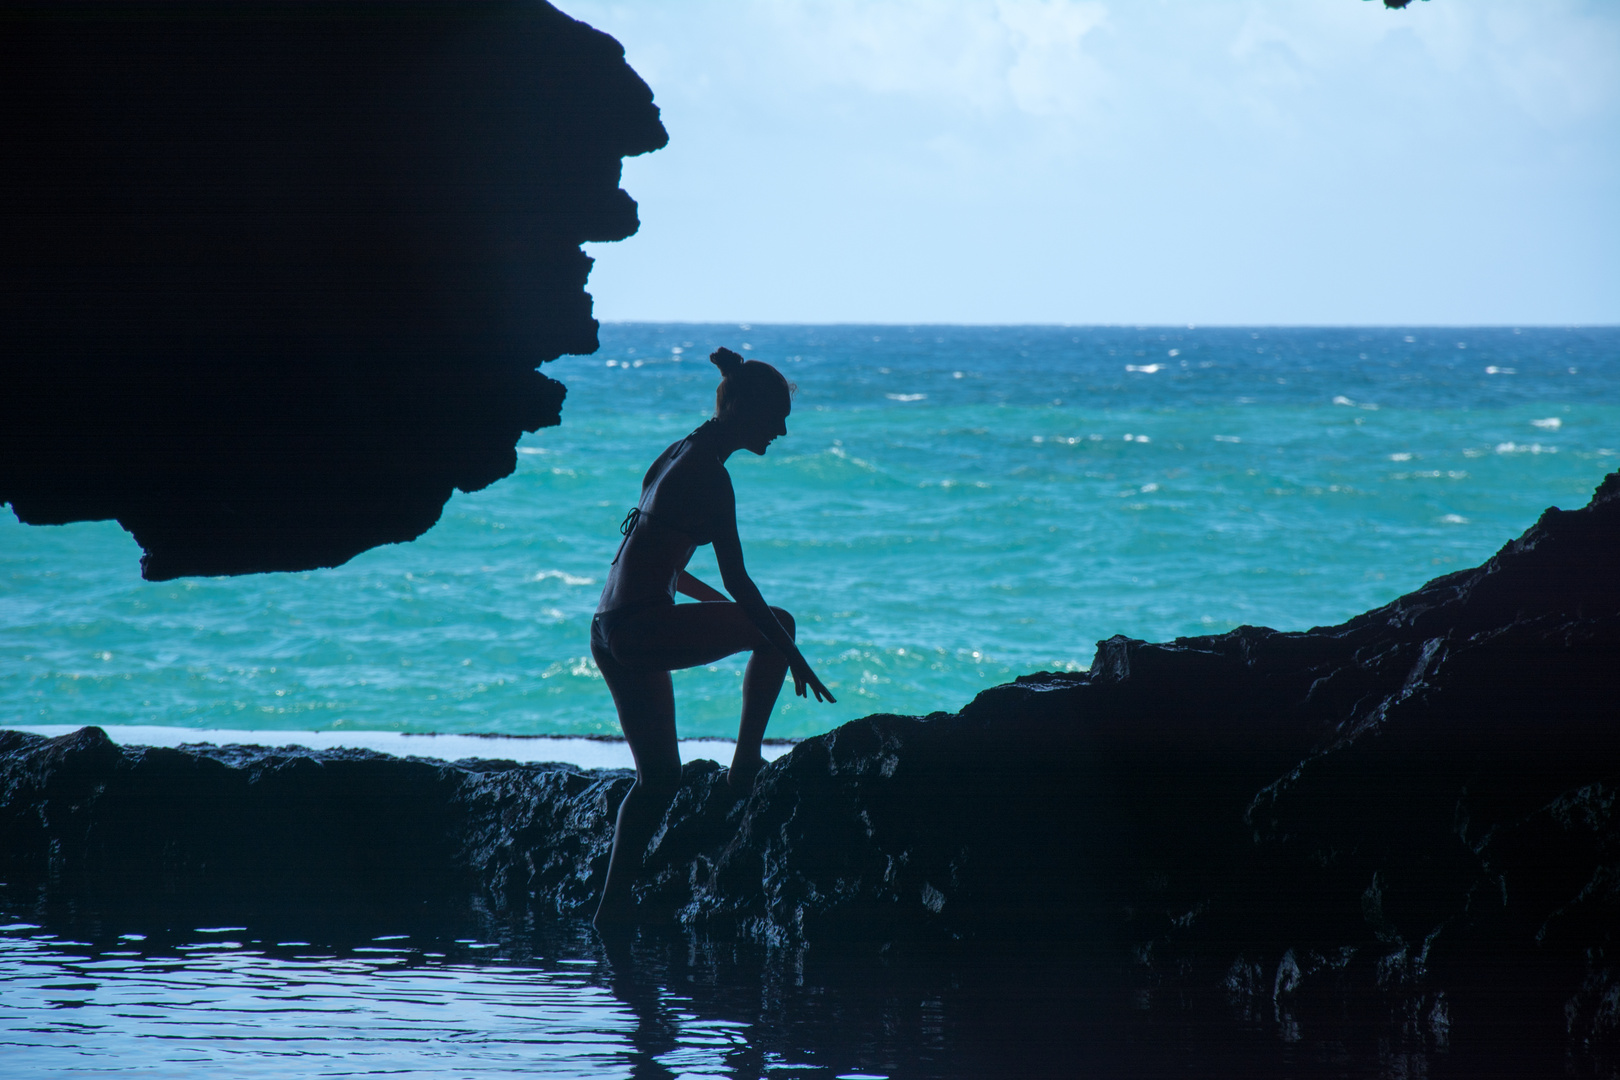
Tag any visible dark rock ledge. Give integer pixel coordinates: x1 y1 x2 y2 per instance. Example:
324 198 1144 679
4 472 1618 1058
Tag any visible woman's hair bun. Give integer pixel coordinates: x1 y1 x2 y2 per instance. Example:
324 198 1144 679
709 348 795 418
710 347 745 377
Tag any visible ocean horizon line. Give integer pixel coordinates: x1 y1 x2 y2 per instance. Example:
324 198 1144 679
587 319 1620 331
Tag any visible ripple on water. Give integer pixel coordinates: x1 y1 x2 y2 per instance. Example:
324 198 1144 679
1 932 634 1079
0 908 1569 1078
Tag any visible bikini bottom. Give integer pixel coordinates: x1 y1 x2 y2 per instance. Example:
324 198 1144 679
590 595 677 664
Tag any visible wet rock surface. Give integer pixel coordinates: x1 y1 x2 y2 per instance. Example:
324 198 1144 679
3 471 1617 1065
0 1 666 578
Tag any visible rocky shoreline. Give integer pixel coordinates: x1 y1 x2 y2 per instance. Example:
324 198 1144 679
4 471 1617 1063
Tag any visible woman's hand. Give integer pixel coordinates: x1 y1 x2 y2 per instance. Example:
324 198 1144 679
791 656 836 703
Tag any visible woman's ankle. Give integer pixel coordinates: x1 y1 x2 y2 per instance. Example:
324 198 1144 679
726 755 766 790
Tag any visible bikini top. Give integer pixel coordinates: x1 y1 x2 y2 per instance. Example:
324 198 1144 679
609 431 722 564
610 505 714 565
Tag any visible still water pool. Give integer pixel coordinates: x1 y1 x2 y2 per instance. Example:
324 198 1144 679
0 906 1560 1078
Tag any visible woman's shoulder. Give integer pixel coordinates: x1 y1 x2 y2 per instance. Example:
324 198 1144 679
640 440 682 488
642 434 724 499
666 430 728 477
671 448 733 509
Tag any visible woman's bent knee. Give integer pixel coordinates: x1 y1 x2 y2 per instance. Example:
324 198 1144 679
769 606 797 641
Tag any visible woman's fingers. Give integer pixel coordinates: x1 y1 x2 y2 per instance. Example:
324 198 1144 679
789 658 835 703
809 674 836 704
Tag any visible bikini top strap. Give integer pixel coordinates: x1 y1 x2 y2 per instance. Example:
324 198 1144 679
610 506 642 565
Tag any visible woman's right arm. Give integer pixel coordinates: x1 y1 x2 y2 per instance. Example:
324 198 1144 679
710 478 835 702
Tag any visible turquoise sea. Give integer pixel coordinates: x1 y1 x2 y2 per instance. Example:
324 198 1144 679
3 325 1616 741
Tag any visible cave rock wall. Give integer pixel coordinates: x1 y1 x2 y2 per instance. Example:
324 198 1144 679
0 1 666 578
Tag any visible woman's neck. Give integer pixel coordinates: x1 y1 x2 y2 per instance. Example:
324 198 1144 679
694 417 742 463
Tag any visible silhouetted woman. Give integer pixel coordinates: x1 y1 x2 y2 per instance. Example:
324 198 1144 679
591 347 836 926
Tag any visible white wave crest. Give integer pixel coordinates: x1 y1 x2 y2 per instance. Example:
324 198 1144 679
533 570 596 586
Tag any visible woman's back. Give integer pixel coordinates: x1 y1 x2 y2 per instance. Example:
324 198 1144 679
596 425 731 614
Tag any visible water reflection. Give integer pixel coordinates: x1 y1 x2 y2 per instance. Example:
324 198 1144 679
0 904 1555 1078
0 926 632 1077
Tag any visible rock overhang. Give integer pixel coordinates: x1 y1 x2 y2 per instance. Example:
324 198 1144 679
0 0 667 578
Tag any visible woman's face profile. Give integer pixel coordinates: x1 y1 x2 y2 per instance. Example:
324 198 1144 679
737 403 789 456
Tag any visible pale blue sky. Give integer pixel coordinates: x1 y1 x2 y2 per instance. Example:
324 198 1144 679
566 0 1619 325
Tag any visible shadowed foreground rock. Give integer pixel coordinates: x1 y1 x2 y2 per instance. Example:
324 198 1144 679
3 472 1617 1062
0 1 665 579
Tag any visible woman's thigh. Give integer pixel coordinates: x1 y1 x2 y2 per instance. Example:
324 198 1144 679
592 639 679 782
609 602 774 672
